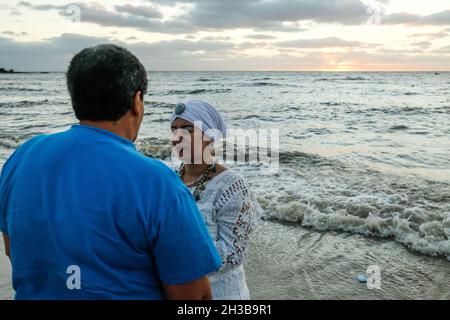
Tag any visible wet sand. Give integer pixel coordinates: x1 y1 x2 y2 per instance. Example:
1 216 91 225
1 220 449 300
0 241 12 300
245 221 450 300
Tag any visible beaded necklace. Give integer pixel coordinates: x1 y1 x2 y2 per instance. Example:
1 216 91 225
178 162 217 201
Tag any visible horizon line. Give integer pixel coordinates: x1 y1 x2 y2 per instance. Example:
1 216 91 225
2 70 449 73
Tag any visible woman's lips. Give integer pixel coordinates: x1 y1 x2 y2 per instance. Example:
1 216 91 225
173 143 187 158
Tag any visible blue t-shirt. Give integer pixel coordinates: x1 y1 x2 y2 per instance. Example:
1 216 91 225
0 124 222 300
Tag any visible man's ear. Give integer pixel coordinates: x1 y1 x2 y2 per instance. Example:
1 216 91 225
131 91 143 117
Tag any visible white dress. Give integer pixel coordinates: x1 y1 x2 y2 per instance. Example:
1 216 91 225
178 168 262 300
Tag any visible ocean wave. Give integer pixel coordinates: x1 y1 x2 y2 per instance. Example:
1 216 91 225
0 87 44 92
137 142 335 168
357 106 432 116
345 76 366 81
136 139 172 159
320 102 342 106
314 78 336 82
314 76 366 82
0 99 50 108
264 201 450 259
145 102 178 109
251 77 272 81
250 82 281 87
0 132 29 149
255 164 450 260
389 125 409 131
0 138 20 150
100 137 450 260
305 128 334 135
167 89 232 95
231 114 281 122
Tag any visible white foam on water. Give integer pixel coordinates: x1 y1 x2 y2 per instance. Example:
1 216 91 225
127 139 450 261
230 156 450 261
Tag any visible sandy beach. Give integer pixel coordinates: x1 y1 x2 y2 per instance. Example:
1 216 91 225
0 241 12 300
2 220 449 300
1 71 449 300
245 221 450 300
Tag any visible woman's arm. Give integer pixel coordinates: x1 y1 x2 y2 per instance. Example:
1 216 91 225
163 276 212 300
2 233 10 260
214 179 261 272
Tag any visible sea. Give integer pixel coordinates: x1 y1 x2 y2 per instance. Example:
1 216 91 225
0 71 449 299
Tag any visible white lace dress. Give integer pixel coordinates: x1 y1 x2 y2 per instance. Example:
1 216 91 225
178 168 262 300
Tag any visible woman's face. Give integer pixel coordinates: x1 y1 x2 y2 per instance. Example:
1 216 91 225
171 118 213 164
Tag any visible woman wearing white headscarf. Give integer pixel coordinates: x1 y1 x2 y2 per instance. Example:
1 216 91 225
170 100 262 300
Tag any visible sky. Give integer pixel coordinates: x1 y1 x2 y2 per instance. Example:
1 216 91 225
0 0 450 71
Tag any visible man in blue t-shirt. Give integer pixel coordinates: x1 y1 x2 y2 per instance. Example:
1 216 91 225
0 44 222 300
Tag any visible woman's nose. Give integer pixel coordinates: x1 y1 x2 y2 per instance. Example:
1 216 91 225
172 131 184 144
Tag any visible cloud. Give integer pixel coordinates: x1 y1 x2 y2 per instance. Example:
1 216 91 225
17 2 194 34
238 41 270 49
436 45 450 53
1 33 449 71
382 12 420 24
410 41 433 50
174 0 375 29
276 37 366 48
1 30 28 37
114 4 163 19
0 33 236 71
17 0 385 34
409 31 448 40
245 34 278 40
339 50 450 70
383 10 450 25
421 10 450 25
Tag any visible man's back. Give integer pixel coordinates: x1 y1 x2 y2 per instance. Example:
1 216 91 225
0 124 221 299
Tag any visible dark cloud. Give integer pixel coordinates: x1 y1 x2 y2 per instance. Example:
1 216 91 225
17 0 385 34
172 0 374 29
114 4 163 19
17 2 194 34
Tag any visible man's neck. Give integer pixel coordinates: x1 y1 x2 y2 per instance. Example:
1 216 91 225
80 120 135 142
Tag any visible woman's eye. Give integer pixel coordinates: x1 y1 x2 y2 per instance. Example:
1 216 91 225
171 127 194 133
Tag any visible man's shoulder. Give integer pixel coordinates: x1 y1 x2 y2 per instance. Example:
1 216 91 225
1 134 50 171
18 134 50 150
130 153 180 183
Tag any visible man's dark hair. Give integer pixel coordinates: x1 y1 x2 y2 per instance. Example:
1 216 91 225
67 44 148 121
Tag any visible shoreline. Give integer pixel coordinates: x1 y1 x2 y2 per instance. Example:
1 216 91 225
245 221 450 300
1 220 449 300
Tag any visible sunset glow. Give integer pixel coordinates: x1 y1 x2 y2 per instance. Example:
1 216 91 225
0 0 449 71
